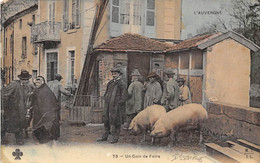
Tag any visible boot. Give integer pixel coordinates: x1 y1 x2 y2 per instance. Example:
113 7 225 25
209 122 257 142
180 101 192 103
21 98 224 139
97 132 109 142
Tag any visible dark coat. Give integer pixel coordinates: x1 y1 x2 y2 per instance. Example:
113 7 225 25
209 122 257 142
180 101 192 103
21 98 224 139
30 83 61 142
1 80 34 133
103 77 127 126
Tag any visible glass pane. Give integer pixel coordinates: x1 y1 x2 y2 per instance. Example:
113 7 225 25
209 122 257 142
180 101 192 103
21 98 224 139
112 6 119 23
113 0 119 6
191 53 203 69
180 53 189 69
146 10 154 26
147 0 155 10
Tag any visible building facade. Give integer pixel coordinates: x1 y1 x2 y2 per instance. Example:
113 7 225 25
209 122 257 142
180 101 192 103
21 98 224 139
1 0 38 85
2 0 182 89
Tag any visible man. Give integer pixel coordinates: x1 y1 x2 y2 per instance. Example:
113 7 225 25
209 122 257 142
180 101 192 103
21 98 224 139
164 70 179 111
1 70 35 145
28 76 61 143
97 67 127 143
161 71 169 109
47 74 72 106
124 69 144 129
177 77 192 106
143 72 162 109
153 63 164 91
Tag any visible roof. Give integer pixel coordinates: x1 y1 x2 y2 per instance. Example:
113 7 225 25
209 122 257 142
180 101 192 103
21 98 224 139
166 33 221 52
94 33 173 53
167 31 260 52
1 0 38 24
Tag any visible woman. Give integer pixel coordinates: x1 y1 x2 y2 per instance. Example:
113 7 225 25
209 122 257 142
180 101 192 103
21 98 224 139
28 76 61 143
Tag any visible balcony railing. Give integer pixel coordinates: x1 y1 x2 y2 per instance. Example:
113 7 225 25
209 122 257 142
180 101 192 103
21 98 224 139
31 21 61 43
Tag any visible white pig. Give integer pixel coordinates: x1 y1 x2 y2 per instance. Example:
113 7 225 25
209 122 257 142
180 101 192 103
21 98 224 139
150 103 208 145
128 105 166 142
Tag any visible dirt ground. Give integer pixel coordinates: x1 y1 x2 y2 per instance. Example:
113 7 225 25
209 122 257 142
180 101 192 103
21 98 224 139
2 107 214 153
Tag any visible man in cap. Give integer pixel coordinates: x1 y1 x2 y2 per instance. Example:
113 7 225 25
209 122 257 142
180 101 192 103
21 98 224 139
1 70 35 145
177 77 192 106
47 74 72 106
123 69 144 129
97 67 127 143
163 70 179 111
143 72 162 109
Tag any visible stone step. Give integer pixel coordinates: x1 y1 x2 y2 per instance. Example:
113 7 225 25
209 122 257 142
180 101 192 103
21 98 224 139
226 141 260 162
237 139 260 152
205 143 258 163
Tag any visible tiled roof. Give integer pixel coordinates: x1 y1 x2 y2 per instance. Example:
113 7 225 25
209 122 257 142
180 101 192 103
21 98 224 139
94 33 173 52
166 33 221 52
1 0 38 24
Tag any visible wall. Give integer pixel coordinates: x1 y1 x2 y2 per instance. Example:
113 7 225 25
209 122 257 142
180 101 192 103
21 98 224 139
12 9 38 81
97 52 127 96
205 38 251 106
156 0 181 39
165 49 203 103
205 102 260 145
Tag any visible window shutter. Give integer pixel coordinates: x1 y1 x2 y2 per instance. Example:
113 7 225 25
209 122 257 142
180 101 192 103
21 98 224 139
63 0 69 31
112 0 119 23
146 0 155 26
76 0 80 27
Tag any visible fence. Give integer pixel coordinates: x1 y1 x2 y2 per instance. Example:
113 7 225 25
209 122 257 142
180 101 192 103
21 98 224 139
69 95 104 124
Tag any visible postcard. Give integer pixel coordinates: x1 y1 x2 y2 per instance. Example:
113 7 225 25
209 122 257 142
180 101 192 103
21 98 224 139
1 0 259 162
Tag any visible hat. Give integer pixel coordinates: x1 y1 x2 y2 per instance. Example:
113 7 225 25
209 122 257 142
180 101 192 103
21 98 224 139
110 67 122 74
147 72 157 78
177 77 185 82
164 69 175 75
55 74 63 80
130 69 141 76
18 70 32 79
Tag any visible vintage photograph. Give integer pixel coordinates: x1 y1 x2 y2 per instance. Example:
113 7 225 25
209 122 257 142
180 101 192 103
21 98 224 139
1 0 260 162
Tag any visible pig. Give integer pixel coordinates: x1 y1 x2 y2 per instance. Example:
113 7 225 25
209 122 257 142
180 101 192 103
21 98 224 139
150 103 208 146
128 104 166 143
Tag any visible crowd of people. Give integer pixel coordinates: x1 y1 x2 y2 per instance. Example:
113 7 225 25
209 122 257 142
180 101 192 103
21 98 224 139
98 66 192 144
1 67 192 145
1 70 73 145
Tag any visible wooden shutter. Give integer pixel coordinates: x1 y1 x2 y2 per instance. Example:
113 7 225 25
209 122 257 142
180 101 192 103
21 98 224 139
76 0 80 27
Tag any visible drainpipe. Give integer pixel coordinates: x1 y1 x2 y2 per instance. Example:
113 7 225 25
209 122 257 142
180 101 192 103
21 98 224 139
12 22 14 80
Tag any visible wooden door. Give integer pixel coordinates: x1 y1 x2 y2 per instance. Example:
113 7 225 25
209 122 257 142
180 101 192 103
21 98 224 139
127 53 150 85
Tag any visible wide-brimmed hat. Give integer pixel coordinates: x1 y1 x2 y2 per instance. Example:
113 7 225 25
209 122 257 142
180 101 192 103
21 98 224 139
177 77 185 82
18 70 32 79
164 69 175 75
110 67 122 74
147 72 157 78
130 69 141 76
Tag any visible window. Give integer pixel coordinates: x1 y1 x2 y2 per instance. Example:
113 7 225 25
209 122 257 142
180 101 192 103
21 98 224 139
19 19 22 29
33 44 38 55
191 53 203 69
75 0 80 27
49 2 55 23
32 70 37 79
32 14 35 25
46 52 58 82
10 34 13 55
146 0 155 26
71 0 80 29
180 53 189 69
22 37 27 58
69 51 75 84
5 38 7 56
133 0 141 25
112 0 119 23
120 0 130 24
63 0 69 30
